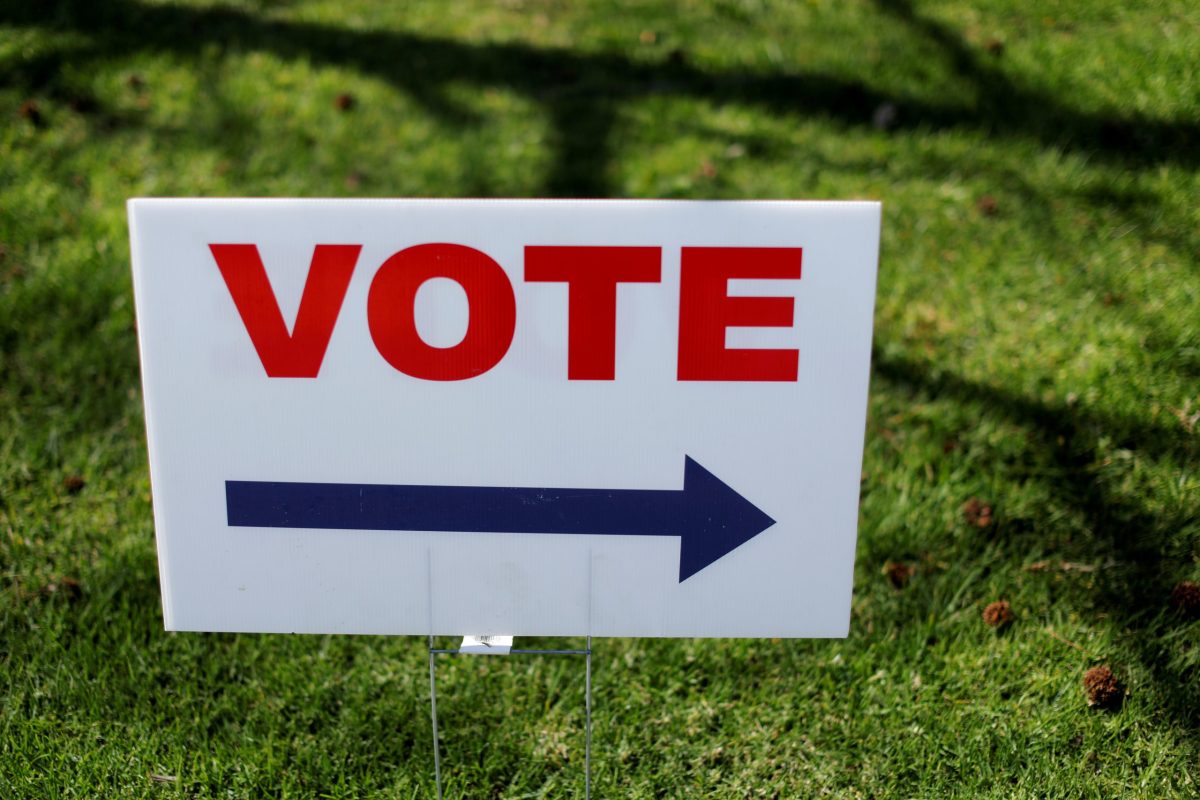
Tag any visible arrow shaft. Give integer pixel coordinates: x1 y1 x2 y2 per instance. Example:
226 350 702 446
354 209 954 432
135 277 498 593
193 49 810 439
226 480 685 537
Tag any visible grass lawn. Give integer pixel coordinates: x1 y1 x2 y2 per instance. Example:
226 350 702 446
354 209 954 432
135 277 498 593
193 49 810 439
2 0 1198 796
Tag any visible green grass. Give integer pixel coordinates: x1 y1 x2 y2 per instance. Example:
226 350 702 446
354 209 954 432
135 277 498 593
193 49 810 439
2 0 1198 796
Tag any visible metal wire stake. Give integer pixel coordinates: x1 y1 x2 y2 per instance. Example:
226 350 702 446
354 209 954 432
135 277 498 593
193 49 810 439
429 635 443 800
427 636 593 799
585 635 592 800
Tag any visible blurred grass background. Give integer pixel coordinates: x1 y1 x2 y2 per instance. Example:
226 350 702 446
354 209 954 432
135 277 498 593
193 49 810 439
1 1 1198 797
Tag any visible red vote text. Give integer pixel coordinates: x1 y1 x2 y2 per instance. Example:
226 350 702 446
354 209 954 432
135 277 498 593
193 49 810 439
209 243 801 381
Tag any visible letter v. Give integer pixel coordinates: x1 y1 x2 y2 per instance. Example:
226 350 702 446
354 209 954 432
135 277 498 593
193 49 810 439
210 244 361 377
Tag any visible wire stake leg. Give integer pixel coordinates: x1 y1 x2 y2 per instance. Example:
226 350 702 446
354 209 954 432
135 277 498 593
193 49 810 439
426 636 593 798
429 635 443 800
585 634 592 800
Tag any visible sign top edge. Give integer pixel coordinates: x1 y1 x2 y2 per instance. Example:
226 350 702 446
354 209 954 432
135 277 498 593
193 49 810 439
127 197 881 210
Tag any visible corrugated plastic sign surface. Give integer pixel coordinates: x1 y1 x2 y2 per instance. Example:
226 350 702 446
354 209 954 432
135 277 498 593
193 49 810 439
129 199 880 637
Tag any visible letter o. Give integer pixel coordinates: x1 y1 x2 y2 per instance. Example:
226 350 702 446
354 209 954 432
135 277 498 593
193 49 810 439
368 243 516 380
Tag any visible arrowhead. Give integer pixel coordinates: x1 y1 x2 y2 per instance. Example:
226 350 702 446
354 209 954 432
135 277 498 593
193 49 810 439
676 456 776 582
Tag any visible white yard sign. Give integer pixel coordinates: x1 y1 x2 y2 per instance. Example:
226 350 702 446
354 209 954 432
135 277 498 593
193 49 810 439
129 199 880 637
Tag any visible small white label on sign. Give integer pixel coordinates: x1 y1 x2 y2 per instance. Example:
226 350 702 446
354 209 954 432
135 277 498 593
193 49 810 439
459 635 515 655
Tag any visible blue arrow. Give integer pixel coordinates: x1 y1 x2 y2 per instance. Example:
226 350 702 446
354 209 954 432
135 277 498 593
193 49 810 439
225 456 775 582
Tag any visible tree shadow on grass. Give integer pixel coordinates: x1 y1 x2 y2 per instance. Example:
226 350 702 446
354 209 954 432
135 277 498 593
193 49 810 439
1 0 1197 201
872 347 1200 740
2 0 1196 777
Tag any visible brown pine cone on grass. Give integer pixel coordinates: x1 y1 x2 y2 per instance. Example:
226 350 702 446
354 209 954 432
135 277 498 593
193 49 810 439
1083 665 1124 710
